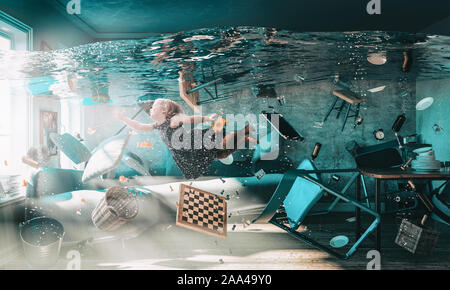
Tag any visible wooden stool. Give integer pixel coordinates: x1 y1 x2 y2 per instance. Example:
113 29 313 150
323 89 366 131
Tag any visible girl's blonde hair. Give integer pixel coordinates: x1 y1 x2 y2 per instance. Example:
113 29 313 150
154 98 183 120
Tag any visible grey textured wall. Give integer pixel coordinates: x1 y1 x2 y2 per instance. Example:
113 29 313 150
416 78 450 162
201 79 417 197
196 80 416 165
84 78 417 197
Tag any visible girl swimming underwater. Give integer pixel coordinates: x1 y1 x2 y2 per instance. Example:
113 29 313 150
113 98 258 179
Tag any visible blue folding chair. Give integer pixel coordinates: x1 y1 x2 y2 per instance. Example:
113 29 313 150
431 182 450 226
252 159 380 259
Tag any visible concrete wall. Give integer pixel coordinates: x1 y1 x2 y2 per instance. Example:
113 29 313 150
416 78 450 162
250 80 416 170
78 78 417 195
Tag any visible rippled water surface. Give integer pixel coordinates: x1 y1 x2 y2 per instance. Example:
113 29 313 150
0 27 449 104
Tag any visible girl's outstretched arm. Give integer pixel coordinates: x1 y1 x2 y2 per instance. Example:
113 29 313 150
178 114 218 126
169 113 218 128
113 109 156 132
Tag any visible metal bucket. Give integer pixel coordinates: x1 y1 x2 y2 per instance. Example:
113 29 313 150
20 217 65 269
92 186 139 231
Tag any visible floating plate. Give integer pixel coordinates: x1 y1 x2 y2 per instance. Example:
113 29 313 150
412 161 440 166
219 154 233 165
413 147 433 154
412 168 441 171
416 97 434 111
330 235 349 248
415 150 435 157
412 158 440 164
367 53 387 65
411 160 441 170
411 167 441 172
414 153 437 159
368 86 386 93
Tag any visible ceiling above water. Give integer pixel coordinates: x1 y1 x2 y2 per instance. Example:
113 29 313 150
49 0 450 38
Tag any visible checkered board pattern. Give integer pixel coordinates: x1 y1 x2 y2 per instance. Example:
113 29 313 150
176 184 227 239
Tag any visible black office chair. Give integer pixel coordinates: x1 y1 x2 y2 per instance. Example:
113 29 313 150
345 140 420 213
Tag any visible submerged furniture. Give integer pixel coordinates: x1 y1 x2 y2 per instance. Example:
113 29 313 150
24 168 104 220
323 89 366 131
347 139 405 210
359 168 450 251
23 167 161 247
252 159 380 259
50 132 151 179
24 173 283 247
347 139 434 213
431 184 450 226
188 78 232 105
347 140 404 169
260 111 304 141
252 84 277 99
180 67 231 111
31 188 158 248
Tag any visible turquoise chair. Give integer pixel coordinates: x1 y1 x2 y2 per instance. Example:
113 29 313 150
252 159 380 259
431 182 450 226
432 195 450 226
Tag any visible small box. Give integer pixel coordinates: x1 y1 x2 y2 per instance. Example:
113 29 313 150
395 219 440 255
255 169 266 180
384 191 417 214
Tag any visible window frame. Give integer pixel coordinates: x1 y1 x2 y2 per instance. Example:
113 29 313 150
0 10 33 51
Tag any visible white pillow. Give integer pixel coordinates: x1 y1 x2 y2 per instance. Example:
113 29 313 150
82 133 131 183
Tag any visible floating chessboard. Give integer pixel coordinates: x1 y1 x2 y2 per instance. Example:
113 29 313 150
176 184 227 239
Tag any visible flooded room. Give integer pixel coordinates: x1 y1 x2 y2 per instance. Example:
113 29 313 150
0 0 449 273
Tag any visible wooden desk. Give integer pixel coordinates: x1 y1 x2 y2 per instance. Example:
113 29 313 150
358 168 450 252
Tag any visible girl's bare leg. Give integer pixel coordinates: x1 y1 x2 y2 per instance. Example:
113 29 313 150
223 125 255 149
245 135 259 144
217 125 258 159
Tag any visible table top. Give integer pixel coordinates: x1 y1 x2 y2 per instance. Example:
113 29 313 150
360 167 450 179
333 89 365 104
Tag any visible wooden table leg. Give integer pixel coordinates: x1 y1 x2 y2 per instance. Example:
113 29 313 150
341 103 352 131
375 178 382 252
356 174 361 239
323 96 339 122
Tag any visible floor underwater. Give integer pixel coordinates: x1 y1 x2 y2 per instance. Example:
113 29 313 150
3 213 450 270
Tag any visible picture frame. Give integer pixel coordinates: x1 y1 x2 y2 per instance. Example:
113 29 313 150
40 110 58 156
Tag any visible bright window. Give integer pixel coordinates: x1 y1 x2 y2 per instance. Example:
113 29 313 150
0 11 32 200
0 35 11 50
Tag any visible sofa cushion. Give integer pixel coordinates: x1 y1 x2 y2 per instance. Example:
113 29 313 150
50 133 92 164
